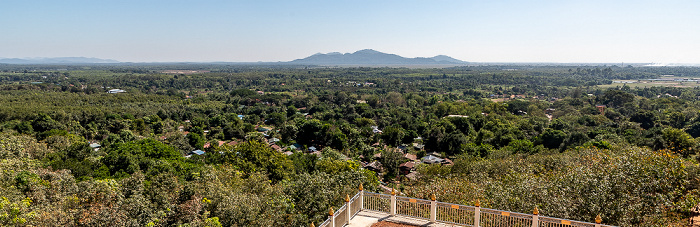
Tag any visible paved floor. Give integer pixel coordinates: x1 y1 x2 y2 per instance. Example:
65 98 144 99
347 210 461 227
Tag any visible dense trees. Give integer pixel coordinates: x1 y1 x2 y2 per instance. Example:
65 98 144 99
1 64 700 225
409 146 700 226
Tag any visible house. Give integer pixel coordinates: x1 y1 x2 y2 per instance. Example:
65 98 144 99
397 145 408 152
283 151 293 156
364 161 383 173
227 141 239 146
443 158 454 166
371 126 382 134
271 144 282 152
218 141 226 147
308 146 318 152
421 155 454 165
413 143 425 151
595 105 606 115
186 150 205 158
399 162 415 175
289 144 299 150
427 152 442 158
237 115 244 120
403 153 418 162
545 108 556 115
107 89 125 94
269 138 280 144
421 155 444 164
89 143 101 151
203 142 211 148
405 171 419 181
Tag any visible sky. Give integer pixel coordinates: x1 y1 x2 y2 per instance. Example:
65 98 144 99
1 0 699 63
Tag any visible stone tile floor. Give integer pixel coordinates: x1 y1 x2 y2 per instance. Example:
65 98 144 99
347 210 462 227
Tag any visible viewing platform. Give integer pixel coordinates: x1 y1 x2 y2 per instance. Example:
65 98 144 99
315 184 614 227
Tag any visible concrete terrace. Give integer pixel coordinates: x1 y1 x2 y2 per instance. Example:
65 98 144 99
316 185 612 227
348 210 456 227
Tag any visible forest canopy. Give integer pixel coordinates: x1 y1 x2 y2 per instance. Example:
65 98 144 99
1 64 700 226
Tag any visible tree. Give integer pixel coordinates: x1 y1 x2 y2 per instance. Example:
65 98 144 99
219 140 293 182
538 129 567 149
265 112 286 127
600 90 634 108
102 138 190 178
630 111 657 130
442 131 467 156
380 149 404 180
187 133 205 150
381 126 405 147
661 128 696 157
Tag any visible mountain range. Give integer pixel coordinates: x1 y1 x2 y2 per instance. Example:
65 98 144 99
0 57 119 64
290 49 467 65
0 50 467 65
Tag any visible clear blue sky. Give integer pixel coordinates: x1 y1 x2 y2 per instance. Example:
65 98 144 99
1 0 699 63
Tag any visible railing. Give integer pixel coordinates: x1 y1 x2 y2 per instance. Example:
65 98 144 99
479 208 533 227
396 195 431 220
317 192 363 227
363 192 390 213
436 201 476 225
313 184 615 227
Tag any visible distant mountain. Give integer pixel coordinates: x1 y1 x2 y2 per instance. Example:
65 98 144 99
0 57 119 64
430 55 468 64
290 49 467 65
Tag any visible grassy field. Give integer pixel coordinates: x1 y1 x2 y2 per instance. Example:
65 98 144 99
599 78 700 88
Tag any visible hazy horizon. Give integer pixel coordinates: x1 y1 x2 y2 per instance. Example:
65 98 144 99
2 0 699 64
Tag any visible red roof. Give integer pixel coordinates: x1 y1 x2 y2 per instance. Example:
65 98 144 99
399 162 415 169
403 153 417 161
443 158 454 166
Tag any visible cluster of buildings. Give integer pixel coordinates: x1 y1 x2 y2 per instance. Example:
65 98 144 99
174 124 453 183
360 142 453 181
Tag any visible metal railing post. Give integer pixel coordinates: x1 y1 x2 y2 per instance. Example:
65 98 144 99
474 200 481 227
346 194 351 225
359 184 364 210
430 194 437 222
329 207 335 227
390 188 397 215
532 207 539 227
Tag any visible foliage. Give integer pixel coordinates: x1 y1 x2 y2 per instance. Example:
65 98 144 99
2 64 700 226
407 146 699 226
